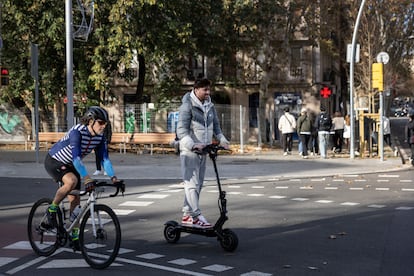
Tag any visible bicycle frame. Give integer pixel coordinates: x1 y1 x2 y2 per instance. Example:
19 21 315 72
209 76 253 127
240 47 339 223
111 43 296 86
61 186 103 237
59 181 124 236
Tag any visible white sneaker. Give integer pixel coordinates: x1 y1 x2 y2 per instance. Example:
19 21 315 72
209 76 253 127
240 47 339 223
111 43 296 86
283 152 288 156
194 215 212 228
104 171 108 176
93 170 101 176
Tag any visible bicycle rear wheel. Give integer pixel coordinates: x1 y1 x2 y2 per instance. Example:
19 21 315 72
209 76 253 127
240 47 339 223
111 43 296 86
27 198 63 256
80 204 121 269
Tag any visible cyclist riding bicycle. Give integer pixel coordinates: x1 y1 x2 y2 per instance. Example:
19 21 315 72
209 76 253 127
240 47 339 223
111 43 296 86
44 106 120 250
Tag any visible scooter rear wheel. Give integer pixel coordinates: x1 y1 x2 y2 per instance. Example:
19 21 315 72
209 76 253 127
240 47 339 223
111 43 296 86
219 229 238 252
164 223 181 243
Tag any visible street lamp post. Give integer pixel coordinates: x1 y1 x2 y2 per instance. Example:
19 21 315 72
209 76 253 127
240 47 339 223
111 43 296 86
349 0 366 159
65 0 74 129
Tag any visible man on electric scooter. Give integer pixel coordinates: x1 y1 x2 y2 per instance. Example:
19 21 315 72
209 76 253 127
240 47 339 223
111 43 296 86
176 78 230 228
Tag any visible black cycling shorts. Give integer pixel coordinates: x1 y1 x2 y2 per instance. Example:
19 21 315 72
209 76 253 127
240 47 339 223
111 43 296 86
44 154 81 190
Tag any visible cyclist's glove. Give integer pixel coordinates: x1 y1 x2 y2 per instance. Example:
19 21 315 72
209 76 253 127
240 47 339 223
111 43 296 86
114 180 125 195
84 178 97 193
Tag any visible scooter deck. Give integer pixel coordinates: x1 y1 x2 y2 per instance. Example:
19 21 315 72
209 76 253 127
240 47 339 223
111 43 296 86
178 224 217 237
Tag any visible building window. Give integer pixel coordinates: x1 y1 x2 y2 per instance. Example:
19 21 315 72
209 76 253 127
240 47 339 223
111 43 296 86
290 47 303 79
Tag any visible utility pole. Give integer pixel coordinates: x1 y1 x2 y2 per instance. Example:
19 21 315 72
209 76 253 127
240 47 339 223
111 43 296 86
349 0 366 159
65 0 74 129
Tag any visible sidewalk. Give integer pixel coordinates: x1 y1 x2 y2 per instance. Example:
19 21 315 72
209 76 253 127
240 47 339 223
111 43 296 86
0 149 410 180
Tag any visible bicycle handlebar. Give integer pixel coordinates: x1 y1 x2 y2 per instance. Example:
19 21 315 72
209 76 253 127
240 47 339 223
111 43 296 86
95 180 125 197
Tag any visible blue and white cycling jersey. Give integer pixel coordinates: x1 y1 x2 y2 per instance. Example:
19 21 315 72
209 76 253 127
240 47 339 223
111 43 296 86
49 124 114 178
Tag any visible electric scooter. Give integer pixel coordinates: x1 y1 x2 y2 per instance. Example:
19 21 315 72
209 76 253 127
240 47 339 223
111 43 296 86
163 144 238 252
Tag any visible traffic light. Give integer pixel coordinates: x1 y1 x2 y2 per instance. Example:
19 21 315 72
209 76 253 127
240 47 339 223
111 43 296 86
372 63 383 91
1 67 9 86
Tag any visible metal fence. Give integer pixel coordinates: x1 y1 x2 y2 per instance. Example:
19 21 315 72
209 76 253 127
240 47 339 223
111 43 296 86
36 104 251 144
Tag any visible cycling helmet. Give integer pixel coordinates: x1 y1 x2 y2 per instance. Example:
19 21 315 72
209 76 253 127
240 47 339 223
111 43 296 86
85 106 108 122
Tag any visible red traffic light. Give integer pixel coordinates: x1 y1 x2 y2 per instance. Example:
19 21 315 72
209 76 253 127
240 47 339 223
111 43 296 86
1 67 9 86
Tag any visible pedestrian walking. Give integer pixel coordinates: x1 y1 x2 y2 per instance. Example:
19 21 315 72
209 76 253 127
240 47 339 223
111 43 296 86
405 111 414 166
314 106 332 159
278 107 296 155
332 111 345 153
343 114 351 153
383 116 392 147
296 107 312 158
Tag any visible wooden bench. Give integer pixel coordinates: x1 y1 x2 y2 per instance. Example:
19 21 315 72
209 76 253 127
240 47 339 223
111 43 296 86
26 132 66 150
26 131 176 154
129 133 176 154
109 133 133 153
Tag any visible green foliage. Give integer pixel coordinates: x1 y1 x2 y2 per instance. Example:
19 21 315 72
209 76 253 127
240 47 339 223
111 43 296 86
0 0 412 121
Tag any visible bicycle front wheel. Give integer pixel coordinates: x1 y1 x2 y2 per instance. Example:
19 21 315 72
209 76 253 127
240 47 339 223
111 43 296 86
80 204 121 269
27 198 63 256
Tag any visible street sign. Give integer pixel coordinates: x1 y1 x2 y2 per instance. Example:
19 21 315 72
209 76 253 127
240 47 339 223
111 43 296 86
376 52 389 64
320 86 332 98
347 44 360 63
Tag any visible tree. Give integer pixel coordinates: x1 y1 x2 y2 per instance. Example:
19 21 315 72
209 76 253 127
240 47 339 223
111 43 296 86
347 0 414 108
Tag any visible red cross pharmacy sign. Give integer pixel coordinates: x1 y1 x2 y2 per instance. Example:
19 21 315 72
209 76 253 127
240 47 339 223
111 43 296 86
320 86 332 98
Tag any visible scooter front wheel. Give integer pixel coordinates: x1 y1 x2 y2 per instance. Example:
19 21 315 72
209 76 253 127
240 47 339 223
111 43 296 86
164 221 181 243
219 229 238 252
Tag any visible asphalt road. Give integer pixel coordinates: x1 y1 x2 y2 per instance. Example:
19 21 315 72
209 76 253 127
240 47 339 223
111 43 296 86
1 169 414 276
0 115 412 275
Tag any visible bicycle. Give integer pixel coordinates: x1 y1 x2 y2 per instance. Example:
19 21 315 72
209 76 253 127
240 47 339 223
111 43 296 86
27 180 125 269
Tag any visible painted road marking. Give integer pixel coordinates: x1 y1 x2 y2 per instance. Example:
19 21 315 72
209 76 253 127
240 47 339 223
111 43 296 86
168 258 197 266
315 200 333 204
138 194 169 199
375 188 390 191
116 256 213 276
0 257 17 267
341 202 360 206
241 272 272 276
113 209 135 216
269 195 287 199
247 194 265 197
137 253 165 259
291 198 309 201
202 264 233 272
368 204 386 208
311 178 326 182
227 191 243 195
395 206 414 210
378 174 399 178
6 256 47 275
119 201 154 207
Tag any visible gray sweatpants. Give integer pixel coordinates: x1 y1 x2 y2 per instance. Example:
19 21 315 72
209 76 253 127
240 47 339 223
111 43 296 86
180 152 207 217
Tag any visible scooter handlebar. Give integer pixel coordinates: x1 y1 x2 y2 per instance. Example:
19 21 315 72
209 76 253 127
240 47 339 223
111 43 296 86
192 144 229 155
